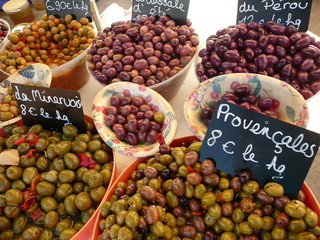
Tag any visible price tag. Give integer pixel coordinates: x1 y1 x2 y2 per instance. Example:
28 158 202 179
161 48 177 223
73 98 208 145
199 101 320 197
236 0 312 31
132 0 190 25
12 83 87 133
45 0 91 20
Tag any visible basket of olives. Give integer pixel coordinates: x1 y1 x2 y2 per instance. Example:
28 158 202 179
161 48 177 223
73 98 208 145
195 21 320 100
0 14 96 90
86 15 199 101
184 73 309 141
92 135 320 240
0 115 115 240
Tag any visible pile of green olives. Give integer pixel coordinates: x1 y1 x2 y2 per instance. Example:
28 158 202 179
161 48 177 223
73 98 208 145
0 121 113 240
0 14 95 75
98 140 319 240
0 85 19 121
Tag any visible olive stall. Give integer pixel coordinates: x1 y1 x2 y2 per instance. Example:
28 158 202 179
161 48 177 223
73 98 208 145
0 0 320 240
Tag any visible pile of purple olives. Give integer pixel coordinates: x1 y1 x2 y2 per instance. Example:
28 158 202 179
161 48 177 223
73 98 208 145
105 93 165 145
86 15 199 86
196 21 320 99
201 84 280 125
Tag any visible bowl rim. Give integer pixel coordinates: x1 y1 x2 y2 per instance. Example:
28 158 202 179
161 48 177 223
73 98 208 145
92 81 178 157
184 72 309 141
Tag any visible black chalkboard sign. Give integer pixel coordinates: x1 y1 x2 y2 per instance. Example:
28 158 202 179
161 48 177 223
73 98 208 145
236 0 312 31
12 83 87 133
132 0 190 25
45 0 91 20
199 101 320 197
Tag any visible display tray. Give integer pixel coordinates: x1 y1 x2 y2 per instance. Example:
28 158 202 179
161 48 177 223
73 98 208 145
0 115 117 240
92 135 320 240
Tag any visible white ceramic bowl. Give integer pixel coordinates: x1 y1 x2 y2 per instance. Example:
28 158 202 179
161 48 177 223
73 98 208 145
0 63 52 127
92 82 177 157
184 73 309 141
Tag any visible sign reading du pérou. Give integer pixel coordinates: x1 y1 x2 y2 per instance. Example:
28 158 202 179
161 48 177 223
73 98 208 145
199 101 320 197
237 0 312 31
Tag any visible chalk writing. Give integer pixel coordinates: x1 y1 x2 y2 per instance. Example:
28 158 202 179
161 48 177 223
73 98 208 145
200 101 320 196
132 0 190 25
12 83 86 132
237 0 312 31
45 0 91 20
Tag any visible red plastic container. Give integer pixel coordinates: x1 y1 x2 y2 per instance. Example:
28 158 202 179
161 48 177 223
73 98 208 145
0 115 117 240
92 136 320 240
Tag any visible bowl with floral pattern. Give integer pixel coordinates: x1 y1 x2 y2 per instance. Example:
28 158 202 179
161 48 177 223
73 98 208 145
92 82 177 157
184 73 309 141
0 63 52 128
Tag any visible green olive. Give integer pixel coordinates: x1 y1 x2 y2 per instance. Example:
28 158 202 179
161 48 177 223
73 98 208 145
40 196 58 212
247 213 264 229
5 188 23 204
64 194 78 215
36 180 56 196
58 169 76 183
39 229 53 240
59 228 78 240
271 225 287 240
4 205 21 218
70 140 87 153
56 218 73 235
21 225 42 240
285 200 306 218
217 216 234 231
12 213 27 234
295 232 317 240
11 179 26 191
64 152 80 169
44 211 59 229
90 185 106 202
264 182 284 197
0 173 10 193
118 226 133 240
63 125 78 138
87 172 103 188
6 166 23 180
288 218 307 233
54 140 71 155
75 192 93 211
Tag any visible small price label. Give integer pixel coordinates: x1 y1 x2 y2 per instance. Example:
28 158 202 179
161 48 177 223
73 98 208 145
199 101 320 197
45 0 91 20
12 83 87 132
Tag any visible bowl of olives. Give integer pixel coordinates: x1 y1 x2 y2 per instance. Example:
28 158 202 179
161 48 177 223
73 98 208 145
86 15 199 101
0 14 96 90
195 21 320 101
0 63 52 128
93 135 320 240
0 115 115 240
92 81 177 157
184 73 309 141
